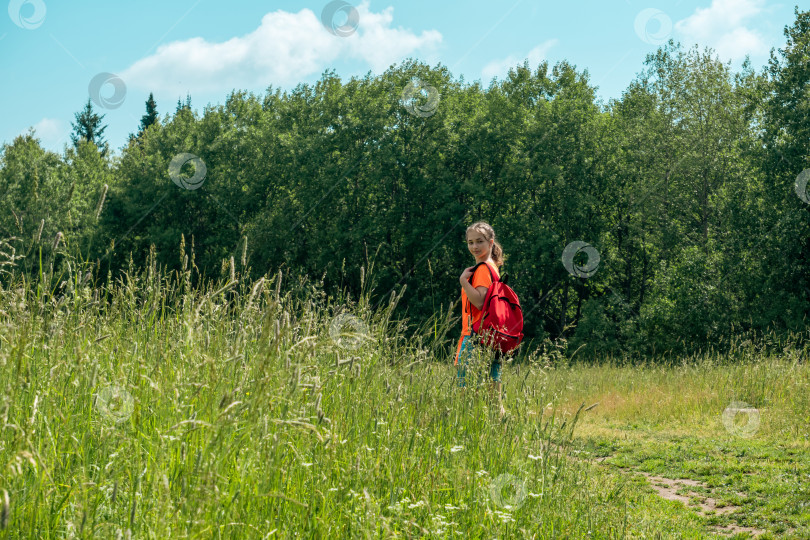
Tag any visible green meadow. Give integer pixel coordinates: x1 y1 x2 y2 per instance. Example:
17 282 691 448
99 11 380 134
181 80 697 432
0 257 807 539
3 5 810 539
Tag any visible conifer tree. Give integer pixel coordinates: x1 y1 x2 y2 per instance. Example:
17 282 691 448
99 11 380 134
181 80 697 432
70 98 108 156
139 92 159 133
175 93 192 114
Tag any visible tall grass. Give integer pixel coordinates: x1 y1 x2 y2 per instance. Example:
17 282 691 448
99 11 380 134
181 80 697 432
0 243 642 538
544 340 810 442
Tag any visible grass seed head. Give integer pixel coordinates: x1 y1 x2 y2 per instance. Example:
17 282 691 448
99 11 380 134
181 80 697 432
0 489 8 529
52 231 63 251
95 184 109 219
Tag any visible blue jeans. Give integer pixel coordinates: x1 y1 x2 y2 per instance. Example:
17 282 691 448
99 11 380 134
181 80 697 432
457 334 502 387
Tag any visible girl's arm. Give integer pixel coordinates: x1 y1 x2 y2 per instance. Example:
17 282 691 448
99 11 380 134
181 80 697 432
460 280 488 310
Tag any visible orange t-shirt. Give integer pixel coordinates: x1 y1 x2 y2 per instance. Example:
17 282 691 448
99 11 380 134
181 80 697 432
454 262 499 364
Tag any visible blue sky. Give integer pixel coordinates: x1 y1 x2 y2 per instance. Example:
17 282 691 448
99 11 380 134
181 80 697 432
0 0 799 155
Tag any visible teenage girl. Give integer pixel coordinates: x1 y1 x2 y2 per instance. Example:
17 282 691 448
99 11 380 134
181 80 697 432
455 221 506 417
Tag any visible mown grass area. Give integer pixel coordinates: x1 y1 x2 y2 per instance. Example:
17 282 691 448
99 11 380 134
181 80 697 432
0 258 807 538
544 355 810 538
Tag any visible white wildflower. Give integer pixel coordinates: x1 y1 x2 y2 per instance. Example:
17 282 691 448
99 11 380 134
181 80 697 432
494 510 515 523
387 496 410 512
431 514 453 535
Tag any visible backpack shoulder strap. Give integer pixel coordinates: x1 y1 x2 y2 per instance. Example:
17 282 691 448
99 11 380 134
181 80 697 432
466 262 498 322
467 261 498 285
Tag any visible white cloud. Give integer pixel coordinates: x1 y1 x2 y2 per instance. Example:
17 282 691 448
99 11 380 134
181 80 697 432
119 2 441 96
712 26 768 61
29 118 67 149
675 0 769 61
481 39 558 82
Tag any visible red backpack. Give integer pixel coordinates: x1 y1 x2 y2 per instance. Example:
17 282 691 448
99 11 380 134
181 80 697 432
467 262 524 354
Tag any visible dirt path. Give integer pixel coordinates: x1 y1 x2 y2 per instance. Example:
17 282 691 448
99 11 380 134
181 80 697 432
637 472 765 537
552 444 767 538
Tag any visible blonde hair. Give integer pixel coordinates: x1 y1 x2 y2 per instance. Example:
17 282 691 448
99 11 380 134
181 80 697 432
466 221 504 268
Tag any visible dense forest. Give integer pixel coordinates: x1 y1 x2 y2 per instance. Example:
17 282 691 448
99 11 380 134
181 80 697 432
1 8 808 361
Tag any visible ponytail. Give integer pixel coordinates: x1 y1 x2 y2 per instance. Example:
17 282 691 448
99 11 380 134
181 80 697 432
491 239 504 267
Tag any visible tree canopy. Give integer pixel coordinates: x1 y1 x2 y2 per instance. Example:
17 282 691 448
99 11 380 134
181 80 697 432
2 8 809 361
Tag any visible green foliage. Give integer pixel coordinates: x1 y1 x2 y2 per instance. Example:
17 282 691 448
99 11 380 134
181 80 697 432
568 298 619 357
2 9 810 360
70 98 109 157
138 92 159 134
0 255 806 536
